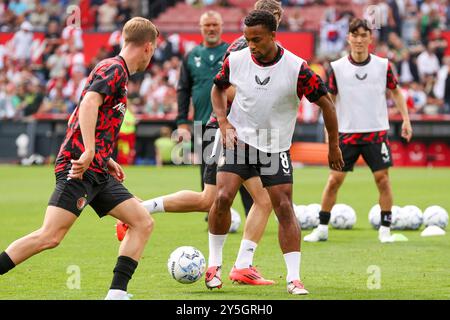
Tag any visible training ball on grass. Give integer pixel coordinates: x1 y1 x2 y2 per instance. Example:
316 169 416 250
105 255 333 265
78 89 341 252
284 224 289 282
293 204 308 229
298 204 320 230
229 208 241 233
401 205 423 230
330 204 357 229
368 205 403 229
167 246 206 284
423 206 448 229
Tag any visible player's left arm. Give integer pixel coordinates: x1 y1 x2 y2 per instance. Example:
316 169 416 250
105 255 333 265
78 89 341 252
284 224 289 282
387 63 413 142
298 62 343 171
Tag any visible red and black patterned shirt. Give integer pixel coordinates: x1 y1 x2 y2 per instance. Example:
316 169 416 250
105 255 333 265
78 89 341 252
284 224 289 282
328 55 398 145
55 56 129 176
214 46 328 103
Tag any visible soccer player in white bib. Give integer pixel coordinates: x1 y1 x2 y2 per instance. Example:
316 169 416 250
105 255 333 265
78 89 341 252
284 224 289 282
206 10 344 295
304 18 413 244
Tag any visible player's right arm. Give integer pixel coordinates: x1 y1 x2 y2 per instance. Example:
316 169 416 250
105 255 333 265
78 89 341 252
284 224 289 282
68 91 103 180
212 57 236 148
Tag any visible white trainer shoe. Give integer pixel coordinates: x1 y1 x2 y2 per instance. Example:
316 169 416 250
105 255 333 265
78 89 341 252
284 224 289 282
287 280 309 295
378 226 394 243
304 226 328 242
104 289 133 300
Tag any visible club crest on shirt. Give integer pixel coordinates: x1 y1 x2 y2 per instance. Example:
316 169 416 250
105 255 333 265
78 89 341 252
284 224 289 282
195 56 201 67
255 75 270 86
355 73 368 81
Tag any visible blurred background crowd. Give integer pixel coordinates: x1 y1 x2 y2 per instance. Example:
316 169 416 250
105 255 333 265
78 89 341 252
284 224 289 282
1 0 450 122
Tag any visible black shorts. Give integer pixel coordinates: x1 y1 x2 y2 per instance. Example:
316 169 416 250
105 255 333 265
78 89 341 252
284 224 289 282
48 170 134 217
340 141 393 172
216 143 293 188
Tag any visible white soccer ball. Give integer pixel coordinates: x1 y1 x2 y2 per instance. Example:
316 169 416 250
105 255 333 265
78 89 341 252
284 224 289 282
368 204 381 229
300 203 320 230
423 205 449 229
401 205 423 230
167 246 206 284
330 204 357 229
368 205 404 229
229 208 241 233
391 205 406 230
293 204 307 228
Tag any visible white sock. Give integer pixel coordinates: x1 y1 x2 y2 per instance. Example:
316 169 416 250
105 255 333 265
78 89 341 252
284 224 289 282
208 232 227 267
105 289 127 300
379 225 391 234
234 239 257 269
283 251 301 283
142 197 165 214
318 224 328 232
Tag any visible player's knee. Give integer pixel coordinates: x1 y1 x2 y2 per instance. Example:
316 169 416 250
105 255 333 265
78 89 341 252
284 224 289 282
215 191 233 213
273 200 294 223
328 175 344 191
255 195 272 215
375 173 390 189
140 215 154 236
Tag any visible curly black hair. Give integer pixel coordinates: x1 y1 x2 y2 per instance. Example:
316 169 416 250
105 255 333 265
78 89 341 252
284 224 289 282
244 10 277 32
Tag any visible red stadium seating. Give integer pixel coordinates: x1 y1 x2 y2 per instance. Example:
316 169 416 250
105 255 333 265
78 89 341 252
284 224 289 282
404 142 428 166
427 142 450 167
390 141 407 166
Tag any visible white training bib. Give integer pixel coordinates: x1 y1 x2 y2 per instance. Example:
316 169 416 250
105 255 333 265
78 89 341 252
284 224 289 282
331 54 390 133
227 47 303 153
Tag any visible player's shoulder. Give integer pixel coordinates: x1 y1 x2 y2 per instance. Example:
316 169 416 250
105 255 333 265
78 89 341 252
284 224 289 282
369 53 389 64
227 36 248 54
282 47 306 64
94 56 127 75
330 54 348 68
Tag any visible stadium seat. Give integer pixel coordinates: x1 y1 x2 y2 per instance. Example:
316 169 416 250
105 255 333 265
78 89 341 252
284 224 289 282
390 141 407 167
427 142 450 167
405 142 427 167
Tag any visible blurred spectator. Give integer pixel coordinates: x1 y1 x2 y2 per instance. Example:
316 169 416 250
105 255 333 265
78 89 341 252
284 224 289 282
428 28 448 64
433 56 450 113
117 107 137 165
9 21 34 62
46 45 68 79
287 9 304 31
63 65 87 113
416 42 440 81
8 0 28 17
154 126 176 166
44 0 64 23
153 33 176 65
43 20 62 62
396 50 420 84
29 0 49 32
409 81 428 113
117 0 132 27
97 0 119 32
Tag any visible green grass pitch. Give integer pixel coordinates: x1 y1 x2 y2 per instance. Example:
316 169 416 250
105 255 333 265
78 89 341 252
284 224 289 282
0 165 449 300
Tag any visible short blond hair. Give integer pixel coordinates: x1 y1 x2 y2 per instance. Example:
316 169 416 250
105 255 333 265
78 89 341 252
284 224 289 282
254 0 283 18
199 11 223 25
123 17 159 46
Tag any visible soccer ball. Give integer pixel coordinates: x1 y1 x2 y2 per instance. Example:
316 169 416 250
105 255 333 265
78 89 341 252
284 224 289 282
298 203 320 230
229 208 241 233
423 205 449 229
401 205 423 230
167 246 206 284
293 204 307 228
390 205 406 230
330 204 357 229
368 204 381 229
368 205 404 229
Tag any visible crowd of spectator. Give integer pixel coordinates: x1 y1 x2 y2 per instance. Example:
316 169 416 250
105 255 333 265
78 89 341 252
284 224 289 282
1 0 450 122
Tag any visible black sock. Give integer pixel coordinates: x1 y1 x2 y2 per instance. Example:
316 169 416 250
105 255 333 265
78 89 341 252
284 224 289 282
380 211 392 227
319 211 331 225
0 252 16 275
110 256 138 291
